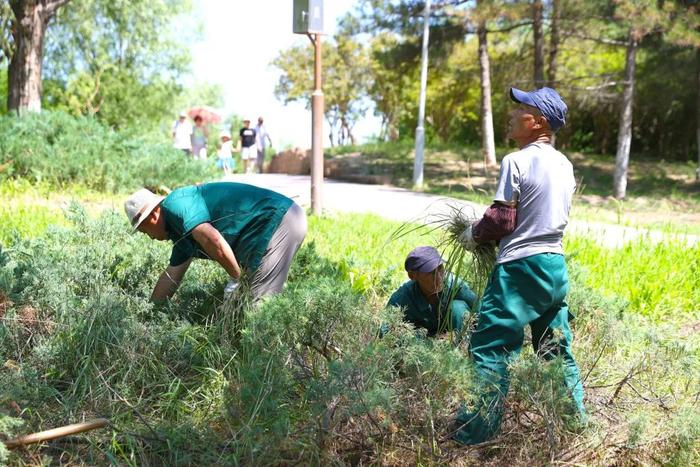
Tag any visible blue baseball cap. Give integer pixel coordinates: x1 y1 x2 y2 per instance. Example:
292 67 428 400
510 87 568 131
405 246 444 272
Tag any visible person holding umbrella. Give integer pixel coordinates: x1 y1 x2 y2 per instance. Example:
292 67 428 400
187 106 223 160
191 115 209 160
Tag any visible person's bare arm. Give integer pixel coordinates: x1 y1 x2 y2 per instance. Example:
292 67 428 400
190 222 241 279
151 258 193 302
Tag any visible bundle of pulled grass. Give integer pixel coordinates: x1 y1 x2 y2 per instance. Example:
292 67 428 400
435 204 497 298
391 202 496 299
207 275 255 345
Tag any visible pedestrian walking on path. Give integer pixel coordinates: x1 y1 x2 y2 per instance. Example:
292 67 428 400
255 117 273 173
238 119 257 174
172 111 192 156
216 131 235 176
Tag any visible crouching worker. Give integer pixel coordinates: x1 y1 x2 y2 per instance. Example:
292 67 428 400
124 181 306 303
385 246 477 340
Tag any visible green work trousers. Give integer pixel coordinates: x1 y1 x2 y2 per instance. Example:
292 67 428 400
449 299 471 335
453 253 585 445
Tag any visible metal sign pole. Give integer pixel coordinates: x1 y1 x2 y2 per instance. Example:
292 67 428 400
294 0 324 215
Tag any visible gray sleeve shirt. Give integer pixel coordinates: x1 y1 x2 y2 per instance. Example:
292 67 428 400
494 142 576 264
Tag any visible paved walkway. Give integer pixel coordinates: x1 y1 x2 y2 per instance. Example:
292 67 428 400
225 174 698 249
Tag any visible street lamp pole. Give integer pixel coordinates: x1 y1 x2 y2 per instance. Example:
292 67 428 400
310 33 324 215
413 0 431 188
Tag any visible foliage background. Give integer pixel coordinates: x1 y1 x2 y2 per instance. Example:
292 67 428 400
0 111 218 193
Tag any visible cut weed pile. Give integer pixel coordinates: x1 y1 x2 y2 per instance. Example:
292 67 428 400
0 209 698 465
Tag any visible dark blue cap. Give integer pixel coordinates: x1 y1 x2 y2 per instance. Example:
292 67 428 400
404 246 444 272
510 87 568 131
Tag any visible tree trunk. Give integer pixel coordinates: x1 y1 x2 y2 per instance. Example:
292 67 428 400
7 0 69 114
478 22 497 167
613 29 638 199
696 47 700 181
346 123 356 146
546 0 560 146
546 0 560 88
532 0 545 88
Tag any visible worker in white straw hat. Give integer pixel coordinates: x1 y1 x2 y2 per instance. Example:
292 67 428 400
124 182 306 303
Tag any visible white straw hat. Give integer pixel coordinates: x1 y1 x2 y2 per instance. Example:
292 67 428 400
124 188 165 232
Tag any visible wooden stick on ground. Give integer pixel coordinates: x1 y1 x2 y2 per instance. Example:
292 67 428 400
4 418 109 449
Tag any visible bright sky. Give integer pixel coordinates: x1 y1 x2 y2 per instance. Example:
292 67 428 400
189 0 380 149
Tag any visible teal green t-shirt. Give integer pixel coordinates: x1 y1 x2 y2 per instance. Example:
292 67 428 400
387 274 476 336
162 182 293 272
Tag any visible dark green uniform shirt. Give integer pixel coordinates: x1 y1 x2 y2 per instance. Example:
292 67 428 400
387 274 476 336
161 182 293 272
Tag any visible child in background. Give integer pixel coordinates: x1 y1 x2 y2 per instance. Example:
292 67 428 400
216 131 235 176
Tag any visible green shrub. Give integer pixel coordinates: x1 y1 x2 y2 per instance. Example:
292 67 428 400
0 111 218 192
0 210 698 465
0 209 474 464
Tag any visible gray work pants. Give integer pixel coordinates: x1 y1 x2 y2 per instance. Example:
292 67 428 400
249 202 307 301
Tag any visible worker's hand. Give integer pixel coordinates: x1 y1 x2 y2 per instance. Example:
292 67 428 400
223 279 240 301
458 222 478 251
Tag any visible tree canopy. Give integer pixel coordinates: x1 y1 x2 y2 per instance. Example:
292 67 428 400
273 36 371 146
272 0 699 165
41 0 196 129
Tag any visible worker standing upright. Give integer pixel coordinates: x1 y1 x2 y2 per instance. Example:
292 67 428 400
453 87 585 444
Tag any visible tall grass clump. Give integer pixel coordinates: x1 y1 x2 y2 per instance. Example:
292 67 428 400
0 206 233 463
389 203 496 299
224 278 476 464
0 111 218 193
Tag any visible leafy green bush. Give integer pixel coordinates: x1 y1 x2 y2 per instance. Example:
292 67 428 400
0 111 218 192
